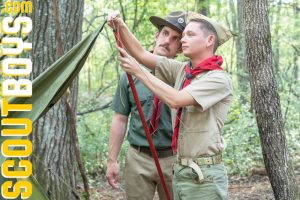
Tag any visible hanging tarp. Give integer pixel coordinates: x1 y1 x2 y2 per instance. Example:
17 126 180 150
0 22 105 163
0 22 106 199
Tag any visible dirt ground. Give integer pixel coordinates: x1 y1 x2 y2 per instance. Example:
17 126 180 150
86 171 300 200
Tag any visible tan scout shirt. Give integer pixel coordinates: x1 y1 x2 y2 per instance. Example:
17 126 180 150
155 56 233 158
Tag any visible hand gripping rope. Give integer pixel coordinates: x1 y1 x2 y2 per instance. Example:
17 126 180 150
113 28 171 200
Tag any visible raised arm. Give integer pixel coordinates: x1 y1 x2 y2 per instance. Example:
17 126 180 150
117 47 197 109
107 11 158 69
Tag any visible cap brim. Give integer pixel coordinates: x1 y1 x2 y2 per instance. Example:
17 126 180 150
149 16 182 33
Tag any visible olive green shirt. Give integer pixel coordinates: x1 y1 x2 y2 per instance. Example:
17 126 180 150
112 72 173 148
155 56 233 157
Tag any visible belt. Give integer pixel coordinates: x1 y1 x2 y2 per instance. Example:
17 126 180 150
131 144 173 158
177 155 222 183
177 154 222 166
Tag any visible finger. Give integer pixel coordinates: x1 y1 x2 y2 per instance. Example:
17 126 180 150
120 62 127 69
107 11 120 21
112 11 121 19
116 46 128 57
107 14 113 23
107 21 113 28
111 180 119 189
117 54 128 63
108 176 119 189
117 53 125 60
108 178 117 188
120 65 131 74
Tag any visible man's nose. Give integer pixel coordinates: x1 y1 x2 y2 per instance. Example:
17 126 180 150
180 36 186 43
164 36 171 44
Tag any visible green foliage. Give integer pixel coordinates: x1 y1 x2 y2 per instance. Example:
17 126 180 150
77 110 111 174
77 108 129 175
223 91 263 175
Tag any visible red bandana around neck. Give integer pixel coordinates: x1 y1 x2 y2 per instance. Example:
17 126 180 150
172 55 223 154
149 96 161 135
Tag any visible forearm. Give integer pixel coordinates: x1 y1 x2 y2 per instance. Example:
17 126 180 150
108 113 128 162
116 22 157 69
117 24 142 60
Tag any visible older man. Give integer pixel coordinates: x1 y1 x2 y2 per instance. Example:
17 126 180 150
106 11 187 200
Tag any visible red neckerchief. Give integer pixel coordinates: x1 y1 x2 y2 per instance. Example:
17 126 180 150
149 95 161 134
148 50 160 135
172 55 223 153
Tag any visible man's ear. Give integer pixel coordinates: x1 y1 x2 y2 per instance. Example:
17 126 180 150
155 32 160 41
177 46 183 54
206 35 215 48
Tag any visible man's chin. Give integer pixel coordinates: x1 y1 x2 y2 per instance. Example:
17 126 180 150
183 48 191 55
157 51 169 57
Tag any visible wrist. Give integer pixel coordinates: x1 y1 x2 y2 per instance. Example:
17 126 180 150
107 157 118 164
115 20 126 31
135 69 143 78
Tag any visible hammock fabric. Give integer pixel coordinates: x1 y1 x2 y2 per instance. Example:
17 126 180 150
0 21 106 200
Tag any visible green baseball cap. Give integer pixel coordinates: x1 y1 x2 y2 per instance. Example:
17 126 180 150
149 11 187 33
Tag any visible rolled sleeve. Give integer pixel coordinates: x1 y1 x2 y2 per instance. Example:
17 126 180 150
155 56 185 86
111 73 131 116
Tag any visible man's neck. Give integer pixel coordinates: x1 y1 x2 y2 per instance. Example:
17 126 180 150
191 52 214 68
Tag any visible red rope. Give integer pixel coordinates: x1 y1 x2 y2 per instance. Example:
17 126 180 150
113 31 171 200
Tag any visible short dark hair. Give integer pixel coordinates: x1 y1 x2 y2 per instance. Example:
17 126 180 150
158 25 164 32
189 18 219 53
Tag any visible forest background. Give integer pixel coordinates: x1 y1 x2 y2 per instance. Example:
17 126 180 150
78 0 300 198
79 0 299 178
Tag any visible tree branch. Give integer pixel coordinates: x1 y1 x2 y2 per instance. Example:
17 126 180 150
77 101 112 116
118 0 126 23
83 14 106 34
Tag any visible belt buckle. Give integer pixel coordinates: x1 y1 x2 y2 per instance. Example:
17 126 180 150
195 157 205 166
206 157 213 165
178 157 188 166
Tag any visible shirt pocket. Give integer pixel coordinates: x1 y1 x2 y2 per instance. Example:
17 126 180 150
129 93 153 122
180 105 209 133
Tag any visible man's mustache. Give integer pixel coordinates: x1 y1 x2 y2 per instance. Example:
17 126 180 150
159 44 170 52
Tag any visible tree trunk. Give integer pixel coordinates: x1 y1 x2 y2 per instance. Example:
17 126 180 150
195 0 209 16
244 1 300 199
30 1 84 199
236 0 248 89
